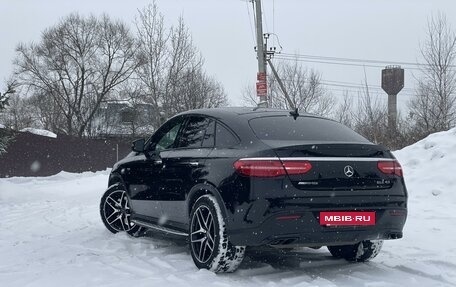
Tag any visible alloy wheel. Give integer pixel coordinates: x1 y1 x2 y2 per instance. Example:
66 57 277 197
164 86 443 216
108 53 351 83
103 190 135 232
190 205 216 263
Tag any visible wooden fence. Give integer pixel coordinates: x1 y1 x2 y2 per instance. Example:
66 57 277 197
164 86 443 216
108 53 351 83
0 130 132 177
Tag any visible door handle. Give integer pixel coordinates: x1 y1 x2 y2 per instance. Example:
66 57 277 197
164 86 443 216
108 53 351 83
188 162 199 167
154 159 163 165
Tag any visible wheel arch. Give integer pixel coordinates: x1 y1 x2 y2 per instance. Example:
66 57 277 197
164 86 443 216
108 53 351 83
187 183 227 220
108 172 125 188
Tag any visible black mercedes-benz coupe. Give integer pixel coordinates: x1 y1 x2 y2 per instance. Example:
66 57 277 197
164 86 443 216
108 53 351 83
100 107 407 273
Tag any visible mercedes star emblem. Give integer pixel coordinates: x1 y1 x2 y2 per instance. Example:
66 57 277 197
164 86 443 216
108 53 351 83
344 165 355 178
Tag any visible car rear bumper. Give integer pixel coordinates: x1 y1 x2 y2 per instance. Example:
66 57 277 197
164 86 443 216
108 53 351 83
225 196 407 247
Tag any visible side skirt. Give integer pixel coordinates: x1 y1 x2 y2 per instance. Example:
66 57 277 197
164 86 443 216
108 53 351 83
132 219 189 237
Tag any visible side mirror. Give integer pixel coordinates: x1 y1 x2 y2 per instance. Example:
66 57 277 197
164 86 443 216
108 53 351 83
132 138 146 153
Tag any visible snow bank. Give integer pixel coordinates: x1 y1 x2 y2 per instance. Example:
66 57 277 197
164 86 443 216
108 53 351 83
20 127 57 138
386 127 456 286
0 130 455 286
394 127 456 203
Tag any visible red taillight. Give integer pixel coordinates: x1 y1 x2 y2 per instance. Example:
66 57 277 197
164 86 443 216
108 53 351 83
282 161 313 175
233 159 312 178
377 160 403 177
233 160 285 177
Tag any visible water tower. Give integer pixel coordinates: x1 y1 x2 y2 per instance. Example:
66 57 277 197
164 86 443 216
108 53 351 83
381 66 404 131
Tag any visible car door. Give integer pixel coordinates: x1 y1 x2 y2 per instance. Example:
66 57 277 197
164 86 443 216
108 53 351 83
128 116 185 222
159 116 215 228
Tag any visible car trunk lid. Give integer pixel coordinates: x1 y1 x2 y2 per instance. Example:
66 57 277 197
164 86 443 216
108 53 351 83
264 141 397 191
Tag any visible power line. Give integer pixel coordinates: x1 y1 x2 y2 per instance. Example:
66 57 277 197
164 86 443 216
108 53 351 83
271 52 420 96
275 77 416 97
274 55 422 70
272 0 275 48
245 0 256 46
244 2 418 105
275 56 395 69
324 88 416 99
320 82 416 97
261 0 270 35
251 0 257 37
322 79 414 92
280 52 425 67
278 52 456 70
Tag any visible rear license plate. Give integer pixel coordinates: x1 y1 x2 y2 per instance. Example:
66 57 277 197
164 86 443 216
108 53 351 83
319 211 376 226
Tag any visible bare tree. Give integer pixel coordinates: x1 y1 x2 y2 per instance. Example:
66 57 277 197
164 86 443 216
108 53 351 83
333 91 353 127
352 83 389 145
174 69 227 112
349 82 407 149
0 80 17 111
135 3 168 127
135 4 227 129
0 93 37 131
408 12 456 137
0 81 18 154
13 13 139 137
0 93 7 111
243 58 334 116
27 91 66 133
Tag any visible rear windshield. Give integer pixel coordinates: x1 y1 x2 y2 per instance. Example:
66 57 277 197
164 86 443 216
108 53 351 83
249 116 369 143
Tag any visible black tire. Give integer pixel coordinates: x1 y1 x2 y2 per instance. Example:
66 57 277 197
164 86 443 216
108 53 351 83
100 185 145 237
327 240 383 262
189 195 246 273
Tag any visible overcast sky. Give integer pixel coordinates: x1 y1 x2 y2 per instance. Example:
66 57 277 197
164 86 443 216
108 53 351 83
1 0 456 111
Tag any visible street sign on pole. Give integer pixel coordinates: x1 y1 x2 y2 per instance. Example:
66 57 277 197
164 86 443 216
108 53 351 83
257 72 267 82
256 81 267 97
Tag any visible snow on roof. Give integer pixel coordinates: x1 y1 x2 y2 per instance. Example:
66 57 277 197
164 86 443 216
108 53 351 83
20 128 57 138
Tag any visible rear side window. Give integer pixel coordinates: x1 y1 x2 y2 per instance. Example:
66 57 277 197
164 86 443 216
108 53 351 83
178 116 210 149
249 116 369 143
215 123 239 148
202 120 215 148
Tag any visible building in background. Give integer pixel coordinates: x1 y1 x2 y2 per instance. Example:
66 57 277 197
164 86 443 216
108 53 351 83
94 99 155 138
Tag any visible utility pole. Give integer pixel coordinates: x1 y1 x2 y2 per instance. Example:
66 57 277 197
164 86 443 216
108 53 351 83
254 0 268 108
252 0 292 109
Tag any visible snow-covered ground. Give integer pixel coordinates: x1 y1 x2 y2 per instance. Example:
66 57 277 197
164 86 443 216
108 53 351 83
1 129 456 287
19 128 57 138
